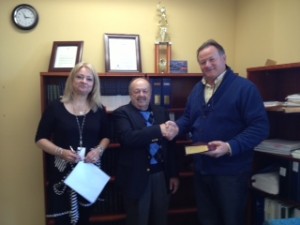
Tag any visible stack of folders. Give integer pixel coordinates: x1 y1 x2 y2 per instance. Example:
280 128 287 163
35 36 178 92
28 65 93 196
254 139 300 156
283 93 300 113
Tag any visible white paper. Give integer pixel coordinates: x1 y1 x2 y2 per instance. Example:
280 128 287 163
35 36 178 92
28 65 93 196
64 161 110 203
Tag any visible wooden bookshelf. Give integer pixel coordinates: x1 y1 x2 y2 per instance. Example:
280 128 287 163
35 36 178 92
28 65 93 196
40 71 202 225
247 62 300 224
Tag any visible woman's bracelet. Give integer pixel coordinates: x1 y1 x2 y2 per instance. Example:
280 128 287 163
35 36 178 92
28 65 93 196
55 147 64 156
94 145 104 154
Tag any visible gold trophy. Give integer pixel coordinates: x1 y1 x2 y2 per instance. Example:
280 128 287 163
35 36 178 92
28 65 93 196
155 2 171 73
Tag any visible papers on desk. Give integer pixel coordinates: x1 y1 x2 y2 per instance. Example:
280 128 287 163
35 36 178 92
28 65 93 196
64 161 110 203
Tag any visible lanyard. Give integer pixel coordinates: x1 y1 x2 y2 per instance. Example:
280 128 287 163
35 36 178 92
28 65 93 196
74 115 86 147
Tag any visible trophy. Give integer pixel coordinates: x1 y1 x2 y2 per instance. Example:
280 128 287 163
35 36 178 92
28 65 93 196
155 2 171 73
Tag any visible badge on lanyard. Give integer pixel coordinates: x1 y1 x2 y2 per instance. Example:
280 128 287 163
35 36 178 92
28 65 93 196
77 147 86 160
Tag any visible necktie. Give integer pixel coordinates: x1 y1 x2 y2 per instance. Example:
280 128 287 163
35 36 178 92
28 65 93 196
140 111 160 164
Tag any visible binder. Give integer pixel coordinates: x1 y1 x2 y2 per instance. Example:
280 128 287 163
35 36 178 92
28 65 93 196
291 161 300 202
278 160 292 200
162 78 172 107
150 78 162 105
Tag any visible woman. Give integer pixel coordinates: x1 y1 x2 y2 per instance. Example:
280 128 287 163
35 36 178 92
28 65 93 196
35 62 110 225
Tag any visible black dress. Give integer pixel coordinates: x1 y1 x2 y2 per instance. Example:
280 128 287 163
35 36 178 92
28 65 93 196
35 100 110 224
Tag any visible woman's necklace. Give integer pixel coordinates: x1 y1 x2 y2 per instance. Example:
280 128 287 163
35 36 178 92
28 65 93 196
72 103 86 147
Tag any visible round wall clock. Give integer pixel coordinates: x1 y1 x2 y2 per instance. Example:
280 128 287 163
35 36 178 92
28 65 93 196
12 4 39 30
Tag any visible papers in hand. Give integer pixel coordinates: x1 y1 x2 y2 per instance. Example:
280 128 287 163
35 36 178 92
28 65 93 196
64 162 110 203
185 143 209 155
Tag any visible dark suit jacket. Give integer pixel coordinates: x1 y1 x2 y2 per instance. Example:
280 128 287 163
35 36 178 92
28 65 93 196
113 102 179 199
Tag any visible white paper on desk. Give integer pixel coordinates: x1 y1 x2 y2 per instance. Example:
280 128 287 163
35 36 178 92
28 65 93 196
64 161 110 203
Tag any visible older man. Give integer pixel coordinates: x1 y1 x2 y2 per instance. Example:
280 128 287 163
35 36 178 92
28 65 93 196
113 77 179 225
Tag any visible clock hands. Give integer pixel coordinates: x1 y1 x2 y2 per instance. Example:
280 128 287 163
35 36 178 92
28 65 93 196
21 10 33 19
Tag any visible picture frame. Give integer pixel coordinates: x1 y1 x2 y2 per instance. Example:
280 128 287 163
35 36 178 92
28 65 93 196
48 41 83 72
104 33 142 73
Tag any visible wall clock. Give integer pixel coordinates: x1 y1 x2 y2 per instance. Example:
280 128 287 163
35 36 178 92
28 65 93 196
12 4 39 30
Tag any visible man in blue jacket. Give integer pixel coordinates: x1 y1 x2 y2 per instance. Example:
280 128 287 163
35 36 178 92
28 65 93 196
166 39 269 225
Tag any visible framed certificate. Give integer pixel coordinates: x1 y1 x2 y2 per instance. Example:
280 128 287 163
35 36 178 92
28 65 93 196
104 34 142 73
48 41 83 72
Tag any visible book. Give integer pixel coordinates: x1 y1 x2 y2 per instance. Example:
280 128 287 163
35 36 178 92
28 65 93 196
185 142 209 155
170 60 188 73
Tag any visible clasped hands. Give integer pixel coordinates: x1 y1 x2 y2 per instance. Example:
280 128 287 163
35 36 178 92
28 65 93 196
160 120 179 140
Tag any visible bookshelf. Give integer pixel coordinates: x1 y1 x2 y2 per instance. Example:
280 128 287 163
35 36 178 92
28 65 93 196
40 71 202 225
247 62 300 224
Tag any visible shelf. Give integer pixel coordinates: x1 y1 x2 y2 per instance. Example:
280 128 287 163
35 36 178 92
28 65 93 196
247 62 300 72
247 62 300 225
90 214 126 223
254 151 300 163
168 208 197 214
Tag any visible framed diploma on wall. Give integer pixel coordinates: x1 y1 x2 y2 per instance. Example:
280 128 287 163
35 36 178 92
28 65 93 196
48 41 84 72
104 34 142 73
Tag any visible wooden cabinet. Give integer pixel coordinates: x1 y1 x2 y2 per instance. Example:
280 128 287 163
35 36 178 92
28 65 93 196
40 72 202 225
247 63 300 224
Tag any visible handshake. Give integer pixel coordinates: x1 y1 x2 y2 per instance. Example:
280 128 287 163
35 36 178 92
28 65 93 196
160 121 179 141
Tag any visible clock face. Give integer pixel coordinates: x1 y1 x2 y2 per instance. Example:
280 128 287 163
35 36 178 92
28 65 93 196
12 4 39 30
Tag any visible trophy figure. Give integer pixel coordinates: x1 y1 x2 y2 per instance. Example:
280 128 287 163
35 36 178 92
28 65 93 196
155 2 171 73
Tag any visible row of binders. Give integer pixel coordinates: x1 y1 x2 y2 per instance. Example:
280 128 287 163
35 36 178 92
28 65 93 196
150 78 172 108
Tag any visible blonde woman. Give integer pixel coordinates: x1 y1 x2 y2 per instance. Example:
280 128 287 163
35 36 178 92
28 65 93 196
35 62 110 225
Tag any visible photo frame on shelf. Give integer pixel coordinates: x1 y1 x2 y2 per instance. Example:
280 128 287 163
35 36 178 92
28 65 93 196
104 33 142 73
48 41 83 72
